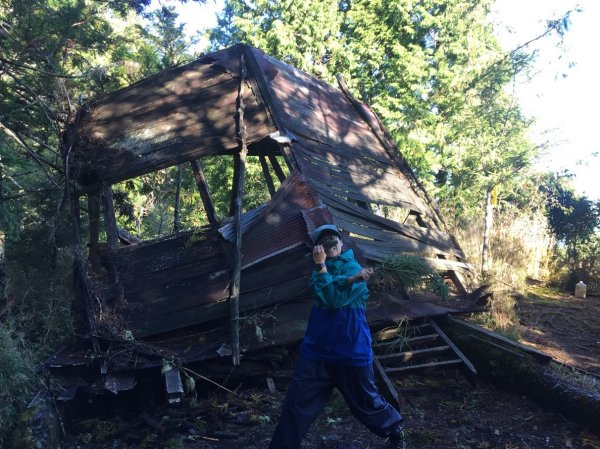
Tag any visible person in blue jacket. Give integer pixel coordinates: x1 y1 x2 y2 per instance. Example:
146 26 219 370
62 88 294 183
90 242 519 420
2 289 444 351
268 224 406 449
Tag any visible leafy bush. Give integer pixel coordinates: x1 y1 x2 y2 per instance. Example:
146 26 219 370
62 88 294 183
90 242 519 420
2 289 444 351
0 323 36 447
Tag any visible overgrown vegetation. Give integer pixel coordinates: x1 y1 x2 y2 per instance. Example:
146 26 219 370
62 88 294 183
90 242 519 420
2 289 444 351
0 323 36 447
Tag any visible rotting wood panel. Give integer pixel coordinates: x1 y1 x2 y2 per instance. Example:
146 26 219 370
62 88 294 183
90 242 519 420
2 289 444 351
94 222 315 338
329 207 466 260
70 48 275 188
251 49 356 124
317 188 465 258
123 246 313 337
249 52 433 214
294 144 426 210
86 47 241 112
76 98 271 188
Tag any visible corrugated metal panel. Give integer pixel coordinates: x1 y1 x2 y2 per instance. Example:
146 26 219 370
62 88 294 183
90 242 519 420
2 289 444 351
220 171 322 267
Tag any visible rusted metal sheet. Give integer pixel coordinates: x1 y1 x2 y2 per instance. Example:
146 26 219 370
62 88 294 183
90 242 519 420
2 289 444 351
230 172 321 267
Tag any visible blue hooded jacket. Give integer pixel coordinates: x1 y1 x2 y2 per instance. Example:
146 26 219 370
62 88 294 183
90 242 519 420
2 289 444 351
299 249 373 366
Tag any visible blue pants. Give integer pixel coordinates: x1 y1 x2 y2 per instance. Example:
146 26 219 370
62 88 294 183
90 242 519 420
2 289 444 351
268 357 403 449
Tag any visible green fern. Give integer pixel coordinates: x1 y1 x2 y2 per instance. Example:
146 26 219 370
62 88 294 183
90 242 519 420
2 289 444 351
372 254 449 299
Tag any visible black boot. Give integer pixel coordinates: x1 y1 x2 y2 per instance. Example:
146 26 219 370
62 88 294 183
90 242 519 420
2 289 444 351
389 426 407 449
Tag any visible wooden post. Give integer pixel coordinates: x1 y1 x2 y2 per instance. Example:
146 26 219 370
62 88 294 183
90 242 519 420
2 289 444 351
259 155 277 197
173 164 182 233
229 153 241 217
87 193 101 270
268 155 287 183
190 159 218 224
101 186 119 249
68 185 100 354
229 53 249 366
101 185 124 306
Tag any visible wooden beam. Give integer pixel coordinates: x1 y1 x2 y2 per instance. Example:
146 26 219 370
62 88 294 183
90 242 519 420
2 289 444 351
241 45 299 172
442 316 552 363
384 359 463 374
229 53 249 366
173 164 182 233
259 155 277 197
373 357 401 411
429 320 477 378
268 155 287 183
101 186 119 249
373 334 439 352
100 185 124 307
376 345 451 363
229 153 240 217
68 185 100 354
87 193 101 270
190 159 218 224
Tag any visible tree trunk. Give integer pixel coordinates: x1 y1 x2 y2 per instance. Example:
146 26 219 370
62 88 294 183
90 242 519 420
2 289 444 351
481 187 494 277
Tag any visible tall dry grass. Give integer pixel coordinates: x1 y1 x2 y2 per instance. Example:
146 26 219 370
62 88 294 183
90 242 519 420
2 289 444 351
450 206 555 337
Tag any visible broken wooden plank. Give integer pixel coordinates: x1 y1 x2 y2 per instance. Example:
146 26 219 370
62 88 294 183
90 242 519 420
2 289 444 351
373 357 401 411
317 188 466 258
442 316 553 363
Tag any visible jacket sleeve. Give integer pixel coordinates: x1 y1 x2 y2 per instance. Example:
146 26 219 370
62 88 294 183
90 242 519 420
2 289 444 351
309 259 364 308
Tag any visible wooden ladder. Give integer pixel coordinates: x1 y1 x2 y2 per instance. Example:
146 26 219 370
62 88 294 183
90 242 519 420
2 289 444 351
372 319 477 409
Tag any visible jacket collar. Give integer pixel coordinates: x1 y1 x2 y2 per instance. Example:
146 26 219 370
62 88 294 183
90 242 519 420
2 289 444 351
328 249 354 263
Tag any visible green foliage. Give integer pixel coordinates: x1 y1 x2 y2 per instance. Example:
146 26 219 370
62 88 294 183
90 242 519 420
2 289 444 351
542 174 600 291
372 254 449 299
544 175 599 247
142 5 198 68
0 322 36 447
111 154 279 240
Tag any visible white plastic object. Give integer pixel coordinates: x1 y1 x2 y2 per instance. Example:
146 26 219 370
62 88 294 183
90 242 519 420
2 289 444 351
575 281 587 299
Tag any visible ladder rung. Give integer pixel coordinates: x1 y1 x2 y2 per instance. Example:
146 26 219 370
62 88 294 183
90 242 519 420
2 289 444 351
384 359 463 374
376 345 450 363
373 333 439 351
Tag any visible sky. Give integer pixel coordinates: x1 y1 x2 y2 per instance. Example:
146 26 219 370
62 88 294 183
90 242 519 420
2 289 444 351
152 0 599 200
490 1 600 200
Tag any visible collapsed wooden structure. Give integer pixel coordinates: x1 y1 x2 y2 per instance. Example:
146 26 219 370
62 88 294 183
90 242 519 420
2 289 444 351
52 44 484 398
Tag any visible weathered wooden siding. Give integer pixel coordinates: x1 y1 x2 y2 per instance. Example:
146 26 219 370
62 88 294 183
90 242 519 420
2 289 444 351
248 48 470 271
71 47 275 189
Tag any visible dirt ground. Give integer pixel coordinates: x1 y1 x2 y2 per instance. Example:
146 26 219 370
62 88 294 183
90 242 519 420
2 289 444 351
59 289 600 449
516 288 600 377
